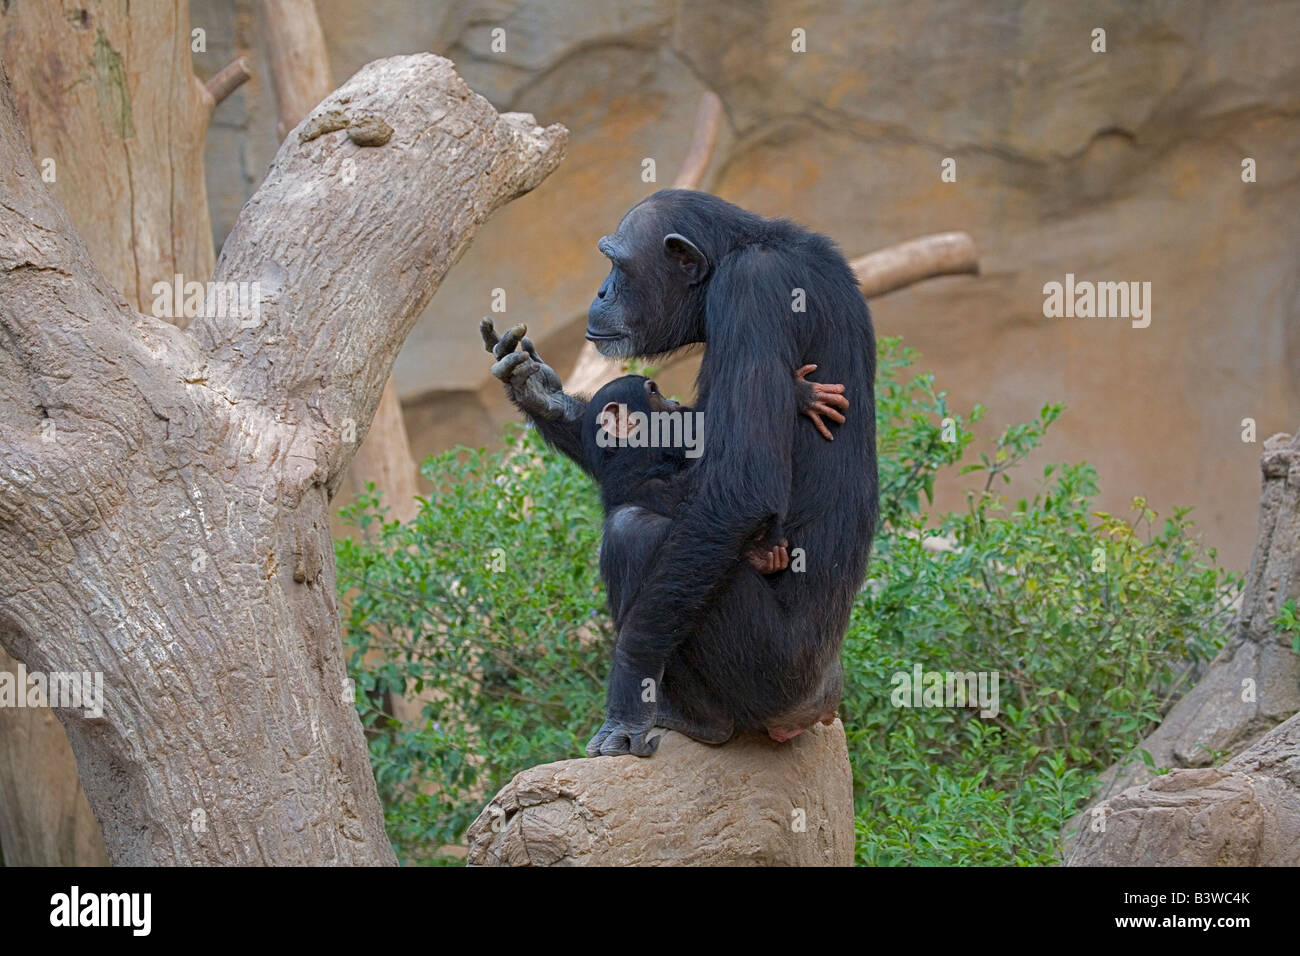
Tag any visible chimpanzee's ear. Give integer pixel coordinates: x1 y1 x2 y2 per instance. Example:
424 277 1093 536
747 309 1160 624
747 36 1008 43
663 233 710 284
599 401 632 439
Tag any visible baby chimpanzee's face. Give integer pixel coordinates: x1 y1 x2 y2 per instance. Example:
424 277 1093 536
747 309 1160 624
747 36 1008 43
585 374 699 464
640 378 679 413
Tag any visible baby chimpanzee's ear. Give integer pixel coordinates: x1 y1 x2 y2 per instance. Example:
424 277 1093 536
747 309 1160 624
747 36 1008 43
598 401 633 439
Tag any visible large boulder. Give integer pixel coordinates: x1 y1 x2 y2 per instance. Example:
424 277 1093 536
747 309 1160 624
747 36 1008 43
466 720 854 866
1068 711 1300 866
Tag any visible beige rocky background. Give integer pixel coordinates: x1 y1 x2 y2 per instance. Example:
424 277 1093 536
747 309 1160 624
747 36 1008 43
195 0 1300 572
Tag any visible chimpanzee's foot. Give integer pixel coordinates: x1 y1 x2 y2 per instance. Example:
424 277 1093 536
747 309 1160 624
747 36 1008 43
585 717 660 757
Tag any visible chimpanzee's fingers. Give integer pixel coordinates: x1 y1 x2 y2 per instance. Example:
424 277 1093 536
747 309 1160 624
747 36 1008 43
490 349 532 383
520 336 544 365
492 323 528 360
812 402 846 425
479 317 500 353
813 382 847 395
795 363 818 379
806 411 833 441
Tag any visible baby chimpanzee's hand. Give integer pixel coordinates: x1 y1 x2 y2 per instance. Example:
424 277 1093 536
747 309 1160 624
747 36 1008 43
794 364 849 440
745 539 790 574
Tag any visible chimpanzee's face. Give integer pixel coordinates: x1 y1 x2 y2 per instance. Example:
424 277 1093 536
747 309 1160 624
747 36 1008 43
586 202 711 358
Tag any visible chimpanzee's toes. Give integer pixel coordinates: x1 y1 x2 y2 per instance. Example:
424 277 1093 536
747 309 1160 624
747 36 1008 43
585 727 611 757
629 731 661 757
586 718 660 757
599 734 631 756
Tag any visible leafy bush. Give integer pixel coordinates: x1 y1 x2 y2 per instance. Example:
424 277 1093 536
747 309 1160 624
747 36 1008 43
335 337 1239 865
336 428 609 862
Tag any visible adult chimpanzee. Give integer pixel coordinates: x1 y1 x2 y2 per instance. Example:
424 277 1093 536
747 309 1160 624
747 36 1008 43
575 370 848 617
483 189 877 756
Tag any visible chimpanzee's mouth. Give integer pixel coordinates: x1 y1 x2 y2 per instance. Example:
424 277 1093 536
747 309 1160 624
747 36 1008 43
587 333 633 359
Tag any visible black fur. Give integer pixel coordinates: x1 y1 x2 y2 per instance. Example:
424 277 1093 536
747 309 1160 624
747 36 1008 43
579 375 692 635
488 190 878 756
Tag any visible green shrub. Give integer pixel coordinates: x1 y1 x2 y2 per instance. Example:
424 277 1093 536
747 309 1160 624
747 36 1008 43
335 337 1239 865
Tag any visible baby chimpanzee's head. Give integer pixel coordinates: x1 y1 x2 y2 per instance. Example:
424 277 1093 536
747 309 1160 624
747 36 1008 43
581 375 696 510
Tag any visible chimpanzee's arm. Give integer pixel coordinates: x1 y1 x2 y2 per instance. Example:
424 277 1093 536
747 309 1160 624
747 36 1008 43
586 248 800 756
480 319 589 471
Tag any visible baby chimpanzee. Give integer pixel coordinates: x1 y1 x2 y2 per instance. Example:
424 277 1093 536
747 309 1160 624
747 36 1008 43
581 367 847 628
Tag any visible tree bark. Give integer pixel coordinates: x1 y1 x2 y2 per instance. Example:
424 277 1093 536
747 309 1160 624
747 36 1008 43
258 0 421 524
0 53 565 864
0 0 231 865
0 0 217 313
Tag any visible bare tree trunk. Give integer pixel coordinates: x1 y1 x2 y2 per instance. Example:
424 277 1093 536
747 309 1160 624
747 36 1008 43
0 0 248 865
0 54 565 864
0 0 220 309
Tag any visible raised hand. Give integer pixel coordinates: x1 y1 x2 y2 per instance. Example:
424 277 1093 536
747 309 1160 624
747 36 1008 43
480 318 570 422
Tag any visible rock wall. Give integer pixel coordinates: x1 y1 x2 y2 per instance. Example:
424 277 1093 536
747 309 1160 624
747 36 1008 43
196 0 1300 571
